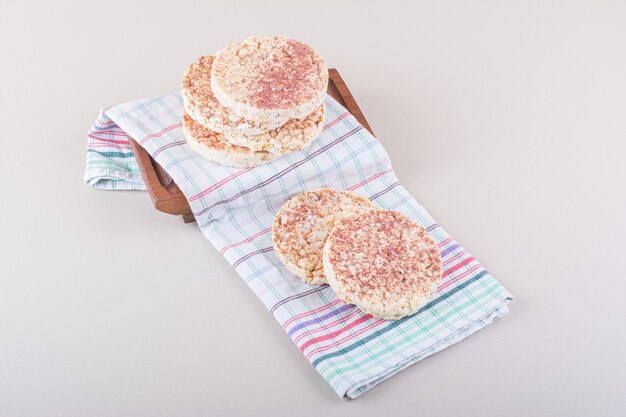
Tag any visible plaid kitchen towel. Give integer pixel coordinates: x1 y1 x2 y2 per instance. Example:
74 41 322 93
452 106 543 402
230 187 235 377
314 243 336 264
84 107 146 190
85 94 513 398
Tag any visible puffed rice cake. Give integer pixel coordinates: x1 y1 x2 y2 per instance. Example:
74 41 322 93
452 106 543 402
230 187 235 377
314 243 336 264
272 188 374 285
225 103 325 154
323 210 443 320
211 35 328 124
182 112 278 168
182 55 286 137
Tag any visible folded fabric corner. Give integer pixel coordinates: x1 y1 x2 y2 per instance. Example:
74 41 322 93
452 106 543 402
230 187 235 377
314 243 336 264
84 108 146 191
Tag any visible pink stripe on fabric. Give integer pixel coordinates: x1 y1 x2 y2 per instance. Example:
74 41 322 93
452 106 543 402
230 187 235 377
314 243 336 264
88 134 130 145
443 250 467 266
294 309 362 345
87 143 131 149
441 256 475 279
89 130 128 136
283 299 343 329
348 169 394 191
438 237 453 248
300 313 373 351
220 227 271 254
138 123 182 145
95 119 116 127
305 318 386 359
189 168 253 202
438 264 481 292
323 112 350 129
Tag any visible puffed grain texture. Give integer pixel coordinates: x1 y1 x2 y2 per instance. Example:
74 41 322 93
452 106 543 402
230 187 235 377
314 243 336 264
212 35 328 123
182 112 278 168
272 188 374 285
323 210 443 320
182 55 287 136
224 104 325 154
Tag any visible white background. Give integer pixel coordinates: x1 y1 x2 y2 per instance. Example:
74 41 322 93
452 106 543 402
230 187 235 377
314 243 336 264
1 1 625 416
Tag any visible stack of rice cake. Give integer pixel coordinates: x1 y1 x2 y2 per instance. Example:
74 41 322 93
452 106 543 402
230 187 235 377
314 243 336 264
181 36 329 167
272 189 444 321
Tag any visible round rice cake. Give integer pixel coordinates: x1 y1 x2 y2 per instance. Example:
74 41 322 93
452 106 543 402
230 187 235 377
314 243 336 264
211 35 328 123
224 103 325 154
182 55 286 136
323 210 443 320
182 112 278 168
272 188 374 286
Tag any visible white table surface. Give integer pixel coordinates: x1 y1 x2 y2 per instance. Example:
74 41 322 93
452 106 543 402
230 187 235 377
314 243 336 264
1 1 625 415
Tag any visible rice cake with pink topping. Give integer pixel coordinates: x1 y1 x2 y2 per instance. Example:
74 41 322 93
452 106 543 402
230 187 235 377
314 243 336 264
211 35 328 123
272 188 374 285
323 210 443 320
182 55 286 136
182 112 278 168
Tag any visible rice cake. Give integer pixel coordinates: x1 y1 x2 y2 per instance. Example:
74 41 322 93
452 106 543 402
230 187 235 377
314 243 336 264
182 112 278 168
272 188 374 285
211 35 328 123
224 103 325 154
323 210 443 320
182 55 286 137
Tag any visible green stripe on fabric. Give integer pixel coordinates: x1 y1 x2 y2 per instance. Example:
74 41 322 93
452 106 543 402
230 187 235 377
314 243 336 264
87 149 135 158
311 270 489 369
86 160 141 173
323 275 502 388
326 278 502 386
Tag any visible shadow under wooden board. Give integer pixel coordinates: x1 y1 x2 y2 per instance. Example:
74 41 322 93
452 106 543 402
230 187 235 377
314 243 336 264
128 68 374 223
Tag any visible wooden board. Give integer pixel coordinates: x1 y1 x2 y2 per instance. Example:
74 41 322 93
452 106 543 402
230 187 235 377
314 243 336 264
128 68 373 223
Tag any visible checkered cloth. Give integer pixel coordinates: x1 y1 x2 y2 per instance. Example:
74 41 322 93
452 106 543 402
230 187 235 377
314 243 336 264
85 94 513 398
